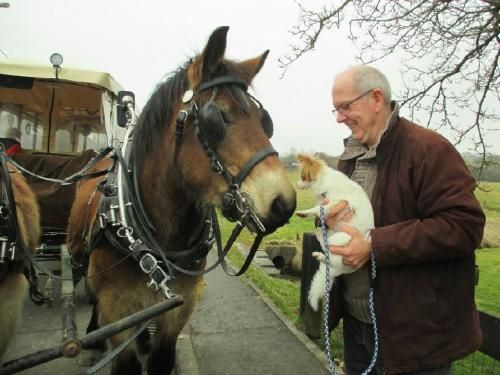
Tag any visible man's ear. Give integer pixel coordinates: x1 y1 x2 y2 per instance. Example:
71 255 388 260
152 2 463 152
372 88 386 112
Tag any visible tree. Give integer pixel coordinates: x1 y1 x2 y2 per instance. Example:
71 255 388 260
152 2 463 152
280 0 499 179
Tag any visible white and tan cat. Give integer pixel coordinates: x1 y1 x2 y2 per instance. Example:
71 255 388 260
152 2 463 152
295 153 374 311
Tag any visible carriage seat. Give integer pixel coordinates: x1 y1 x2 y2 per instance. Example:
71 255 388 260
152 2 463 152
12 150 100 233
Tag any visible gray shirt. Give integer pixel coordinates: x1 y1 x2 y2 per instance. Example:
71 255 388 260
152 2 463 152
338 102 400 323
340 142 377 323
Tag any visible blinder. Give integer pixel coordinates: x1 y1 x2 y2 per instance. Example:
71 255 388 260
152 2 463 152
196 86 274 148
197 100 227 148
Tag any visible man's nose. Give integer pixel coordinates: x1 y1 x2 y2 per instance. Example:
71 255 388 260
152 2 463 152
336 111 347 123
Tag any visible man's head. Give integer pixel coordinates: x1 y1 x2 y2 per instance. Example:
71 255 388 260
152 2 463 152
332 65 392 146
6 127 21 142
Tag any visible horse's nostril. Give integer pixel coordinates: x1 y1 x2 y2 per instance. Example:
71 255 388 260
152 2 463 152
265 195 296 232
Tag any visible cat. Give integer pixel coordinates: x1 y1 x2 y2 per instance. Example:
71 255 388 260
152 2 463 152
295 153 374 311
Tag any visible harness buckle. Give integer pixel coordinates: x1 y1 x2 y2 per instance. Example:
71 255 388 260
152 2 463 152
9 243 16 261
139 253 174 299
0 205 9 219
0 237 9 263
211 159 224 174
139 253 158 274
109 204 120 225
98 213 107 229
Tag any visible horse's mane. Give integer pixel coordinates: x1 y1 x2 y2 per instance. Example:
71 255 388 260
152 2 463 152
133 62 190 167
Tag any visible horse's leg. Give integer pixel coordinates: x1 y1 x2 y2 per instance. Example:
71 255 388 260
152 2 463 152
85 302 107 351
147 337 177 375
0 273 28 359
77 302 108 367
110 348 142 375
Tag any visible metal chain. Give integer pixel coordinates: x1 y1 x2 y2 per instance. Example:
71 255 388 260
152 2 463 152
319 200 379 375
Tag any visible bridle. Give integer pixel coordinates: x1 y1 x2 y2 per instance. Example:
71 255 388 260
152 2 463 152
174 75 277 235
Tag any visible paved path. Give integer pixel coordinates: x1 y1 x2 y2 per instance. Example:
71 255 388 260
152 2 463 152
3 251 329 375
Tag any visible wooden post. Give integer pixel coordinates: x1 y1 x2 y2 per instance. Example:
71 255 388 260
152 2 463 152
300 232 322 339
479 311 500 360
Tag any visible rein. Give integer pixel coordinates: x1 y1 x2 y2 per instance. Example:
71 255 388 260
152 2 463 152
3 146 116 186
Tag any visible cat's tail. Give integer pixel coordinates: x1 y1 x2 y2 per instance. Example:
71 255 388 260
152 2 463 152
308 263 326 311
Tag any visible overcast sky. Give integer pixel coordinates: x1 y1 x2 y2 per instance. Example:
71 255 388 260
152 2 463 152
1 0 497 156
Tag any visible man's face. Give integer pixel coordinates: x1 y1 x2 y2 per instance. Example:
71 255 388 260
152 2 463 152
331 72 376 145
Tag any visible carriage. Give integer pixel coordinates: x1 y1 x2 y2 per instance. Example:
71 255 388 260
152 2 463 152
0 26 296 374
0 53 184 374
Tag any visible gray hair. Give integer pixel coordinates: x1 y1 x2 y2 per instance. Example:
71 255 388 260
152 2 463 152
350 65 392 104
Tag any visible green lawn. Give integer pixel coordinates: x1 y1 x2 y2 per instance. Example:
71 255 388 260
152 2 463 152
475 248 500 315
476 182 500 218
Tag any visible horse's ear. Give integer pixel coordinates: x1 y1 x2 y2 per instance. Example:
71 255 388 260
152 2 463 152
238 50 270 82
189 26 229 86
201 26 229 78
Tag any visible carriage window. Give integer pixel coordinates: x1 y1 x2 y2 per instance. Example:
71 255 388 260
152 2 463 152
52 108 107 154
0 82 48 152
0 79 108 155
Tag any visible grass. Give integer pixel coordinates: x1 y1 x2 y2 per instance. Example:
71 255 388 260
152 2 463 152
475 248 500 315
476 182 500 218
218 172 500 373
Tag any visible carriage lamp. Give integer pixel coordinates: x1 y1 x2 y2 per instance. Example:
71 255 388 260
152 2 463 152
50 53 63 68
50 53 64 79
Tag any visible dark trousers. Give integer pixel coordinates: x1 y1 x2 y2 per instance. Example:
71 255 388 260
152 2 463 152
342 311 453 375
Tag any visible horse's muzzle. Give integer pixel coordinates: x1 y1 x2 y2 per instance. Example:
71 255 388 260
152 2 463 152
260 194 296 234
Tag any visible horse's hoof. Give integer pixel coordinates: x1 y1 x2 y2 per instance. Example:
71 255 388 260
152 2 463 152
78 349 103 367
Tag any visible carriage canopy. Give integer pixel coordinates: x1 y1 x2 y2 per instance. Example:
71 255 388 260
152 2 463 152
0 58 126 155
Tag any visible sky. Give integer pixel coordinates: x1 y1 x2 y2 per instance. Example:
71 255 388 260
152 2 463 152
1 0 497 156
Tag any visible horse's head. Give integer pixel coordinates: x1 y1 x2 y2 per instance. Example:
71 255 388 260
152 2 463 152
136 26 296 235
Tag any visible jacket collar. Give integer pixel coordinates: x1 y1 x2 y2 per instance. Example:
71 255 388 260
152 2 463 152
339 101 400 161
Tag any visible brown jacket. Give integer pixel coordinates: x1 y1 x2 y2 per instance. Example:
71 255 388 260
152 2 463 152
331 117 485 374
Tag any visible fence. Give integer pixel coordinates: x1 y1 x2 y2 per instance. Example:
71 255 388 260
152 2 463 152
300 233 500 373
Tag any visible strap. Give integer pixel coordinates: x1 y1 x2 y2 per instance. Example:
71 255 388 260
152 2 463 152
0 152 18 231
4 147 115 185
234 147 278 186
196 76 248 93
220 233 264 276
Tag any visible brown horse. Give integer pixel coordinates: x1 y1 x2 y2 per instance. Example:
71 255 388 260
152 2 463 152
0 165 40 359
67 26 296 374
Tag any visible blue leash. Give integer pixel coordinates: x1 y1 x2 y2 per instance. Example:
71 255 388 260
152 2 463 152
319 201 379 375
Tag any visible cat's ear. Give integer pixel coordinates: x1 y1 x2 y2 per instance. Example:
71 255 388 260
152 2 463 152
297 153 314 165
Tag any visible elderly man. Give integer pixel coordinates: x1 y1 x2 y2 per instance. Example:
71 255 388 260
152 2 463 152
326 65 485 374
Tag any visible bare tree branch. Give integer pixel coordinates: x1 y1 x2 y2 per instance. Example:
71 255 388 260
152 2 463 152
282 0 500 179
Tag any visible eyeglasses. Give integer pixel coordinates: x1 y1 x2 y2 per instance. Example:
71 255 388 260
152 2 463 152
331 90 373 116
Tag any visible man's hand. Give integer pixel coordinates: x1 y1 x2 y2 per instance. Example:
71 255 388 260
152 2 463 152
319 199 353 229
329 224 371 269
